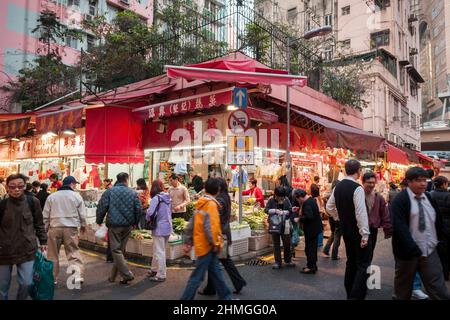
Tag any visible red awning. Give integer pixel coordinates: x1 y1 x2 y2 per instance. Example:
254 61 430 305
416 151 434 163
0 118 31 138
292 110 386 152
387 144 409 165
85 107 144 164
35 107 83 134
166 54 307 86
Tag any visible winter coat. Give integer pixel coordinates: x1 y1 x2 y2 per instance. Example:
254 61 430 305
300 197 323 239
431 189 450 237
192 195 222 257
43 186 86 229
265 197 294 234
146 192 173 237
0 195 47 265
216 193 232 245
36 190 50 211
96 183 141 228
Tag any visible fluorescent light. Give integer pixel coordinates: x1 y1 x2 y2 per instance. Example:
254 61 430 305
63 129 76 135
10 137 20 142
45 131 58 137
144 148 171 152
291 152 307 156
227 105 238 111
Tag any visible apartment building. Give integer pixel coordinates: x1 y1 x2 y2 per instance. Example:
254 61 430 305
0 0 153 112
256 0 423 149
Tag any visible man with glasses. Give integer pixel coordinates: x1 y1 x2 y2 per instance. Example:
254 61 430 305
0 174 47 300
390 167 450 300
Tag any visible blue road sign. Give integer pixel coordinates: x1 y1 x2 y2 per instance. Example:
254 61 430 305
233 87 248 109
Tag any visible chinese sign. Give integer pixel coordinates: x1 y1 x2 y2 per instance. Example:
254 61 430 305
0 118 30 138
148 91 232 119
35 108 83 134
227 136 254 165
0 144 11 161
13 139 32 159
59 128 86 156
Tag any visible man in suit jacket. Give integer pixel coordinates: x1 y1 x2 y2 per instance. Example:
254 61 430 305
390 167 450 300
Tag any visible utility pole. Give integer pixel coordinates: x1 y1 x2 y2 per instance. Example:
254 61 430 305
286 37 292 185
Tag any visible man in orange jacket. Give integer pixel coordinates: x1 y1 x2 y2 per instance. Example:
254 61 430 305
181 178 232 300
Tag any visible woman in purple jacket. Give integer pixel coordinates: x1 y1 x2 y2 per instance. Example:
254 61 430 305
146 180 173 282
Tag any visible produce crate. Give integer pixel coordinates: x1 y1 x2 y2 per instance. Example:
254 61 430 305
231 226 251 241
248 233 270 251
228 238 249 257
166 242 184 260
141 239 153 257
126 238 143 255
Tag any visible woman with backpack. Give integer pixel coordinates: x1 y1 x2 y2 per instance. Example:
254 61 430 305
265 186 296 269
146 180 172 282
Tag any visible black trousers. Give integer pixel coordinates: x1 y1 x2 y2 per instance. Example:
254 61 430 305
343 233 372 300
368 227 378 264
202 257 247 294
106 239 113 262
305 235 318 269
272 233 292 265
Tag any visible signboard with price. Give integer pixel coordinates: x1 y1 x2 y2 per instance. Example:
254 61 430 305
227 136 254 165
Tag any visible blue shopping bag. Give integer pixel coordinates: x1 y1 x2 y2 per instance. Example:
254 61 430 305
29 251 54 300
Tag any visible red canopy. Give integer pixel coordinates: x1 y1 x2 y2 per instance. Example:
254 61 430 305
387 144 409 165
166 53 307 86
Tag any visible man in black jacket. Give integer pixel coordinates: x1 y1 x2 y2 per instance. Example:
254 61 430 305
390 167 450 300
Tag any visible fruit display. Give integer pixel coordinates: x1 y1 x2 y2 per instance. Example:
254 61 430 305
173 217 188 235
130 230 152 240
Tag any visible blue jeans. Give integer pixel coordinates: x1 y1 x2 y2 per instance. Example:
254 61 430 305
181 251 232 300
318 232 324 247
0 260 34 300
413 272 422 290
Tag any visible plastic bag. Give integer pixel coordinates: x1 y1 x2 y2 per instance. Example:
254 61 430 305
29 251 54 300
291 223 300 247
95 225 108 241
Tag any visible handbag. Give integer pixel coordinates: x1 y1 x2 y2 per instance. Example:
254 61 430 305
29 251 54 300
268 214 284 234
291 223 300 247
218 236 228 259
144 196 161 230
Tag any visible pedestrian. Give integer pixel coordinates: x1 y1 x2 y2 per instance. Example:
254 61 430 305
310 176 325 248
146 180 172 282
278 175 293 203
293 189 322 274
36 183 50 212
362 172 392 264
198 178 247 295
103 179 114 262
388 182 400 204
49 173 62 191
96 172 141 285
43 176 86 286
0 178 6 199
390 167 450 300
265 186 296 269
426 169 435 192
25 183 34 197
136 178 150 229
326 159 371 300
242 179 265 208
431 175 450 281
31 181 41 195
168 174 191 220
0 173 47 300
181 178 232 300
103 179 113 190
192 174 204 193
322 180 342 260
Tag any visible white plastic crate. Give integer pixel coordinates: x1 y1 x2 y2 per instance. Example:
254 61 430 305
166 242 184 260
248 233 270 251
228 238 249 257
126 238 142 255
141 239 153 257
231 226 251 241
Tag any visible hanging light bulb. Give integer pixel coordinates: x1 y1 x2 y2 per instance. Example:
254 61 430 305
63 128 76 135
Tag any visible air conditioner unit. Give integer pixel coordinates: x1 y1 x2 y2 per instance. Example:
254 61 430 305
392 116 400 121
120 0 130 5
408 14 418 23
410 48 418 55
83 14 93 21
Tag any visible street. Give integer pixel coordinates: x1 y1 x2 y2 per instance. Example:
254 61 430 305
11 235 446 300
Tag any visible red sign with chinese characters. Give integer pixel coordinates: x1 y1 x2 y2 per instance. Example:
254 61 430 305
59 128 86 156
0 118 30 138
147 91 232 119
35 108 83 134
12 140 33 159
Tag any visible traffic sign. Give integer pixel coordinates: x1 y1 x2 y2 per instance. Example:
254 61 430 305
228 109 250 133
233 87 248 109
227 136 254 165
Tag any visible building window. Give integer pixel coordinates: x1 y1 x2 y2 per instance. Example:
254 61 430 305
68 0 80 6
410 79 418 97
410 112 417 128
375 0 391 9
394 99 400 119
371 30 390 49
401 105 409 127
323 46 333 61
66 35 78 49
341 39 351 50
398 0 401 12
399 67 405 86
89 1 97 16
398 31 402 50
341 6 350 16
287 7 297 25
378 50 397 77
324 14 332 26
87 35 95 52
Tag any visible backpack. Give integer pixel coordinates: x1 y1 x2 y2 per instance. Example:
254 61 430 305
0 195 36 226
144 196 161 231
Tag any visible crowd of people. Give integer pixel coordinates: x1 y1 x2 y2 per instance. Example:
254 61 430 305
0 159 449 300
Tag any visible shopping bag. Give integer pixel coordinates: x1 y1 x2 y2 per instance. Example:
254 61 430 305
291 223 300 247
29 251 54 300
268 214 283 234
95 225 108 241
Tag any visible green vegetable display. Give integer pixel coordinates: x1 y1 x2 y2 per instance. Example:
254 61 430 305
172 218 188 235
130 230 152 240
